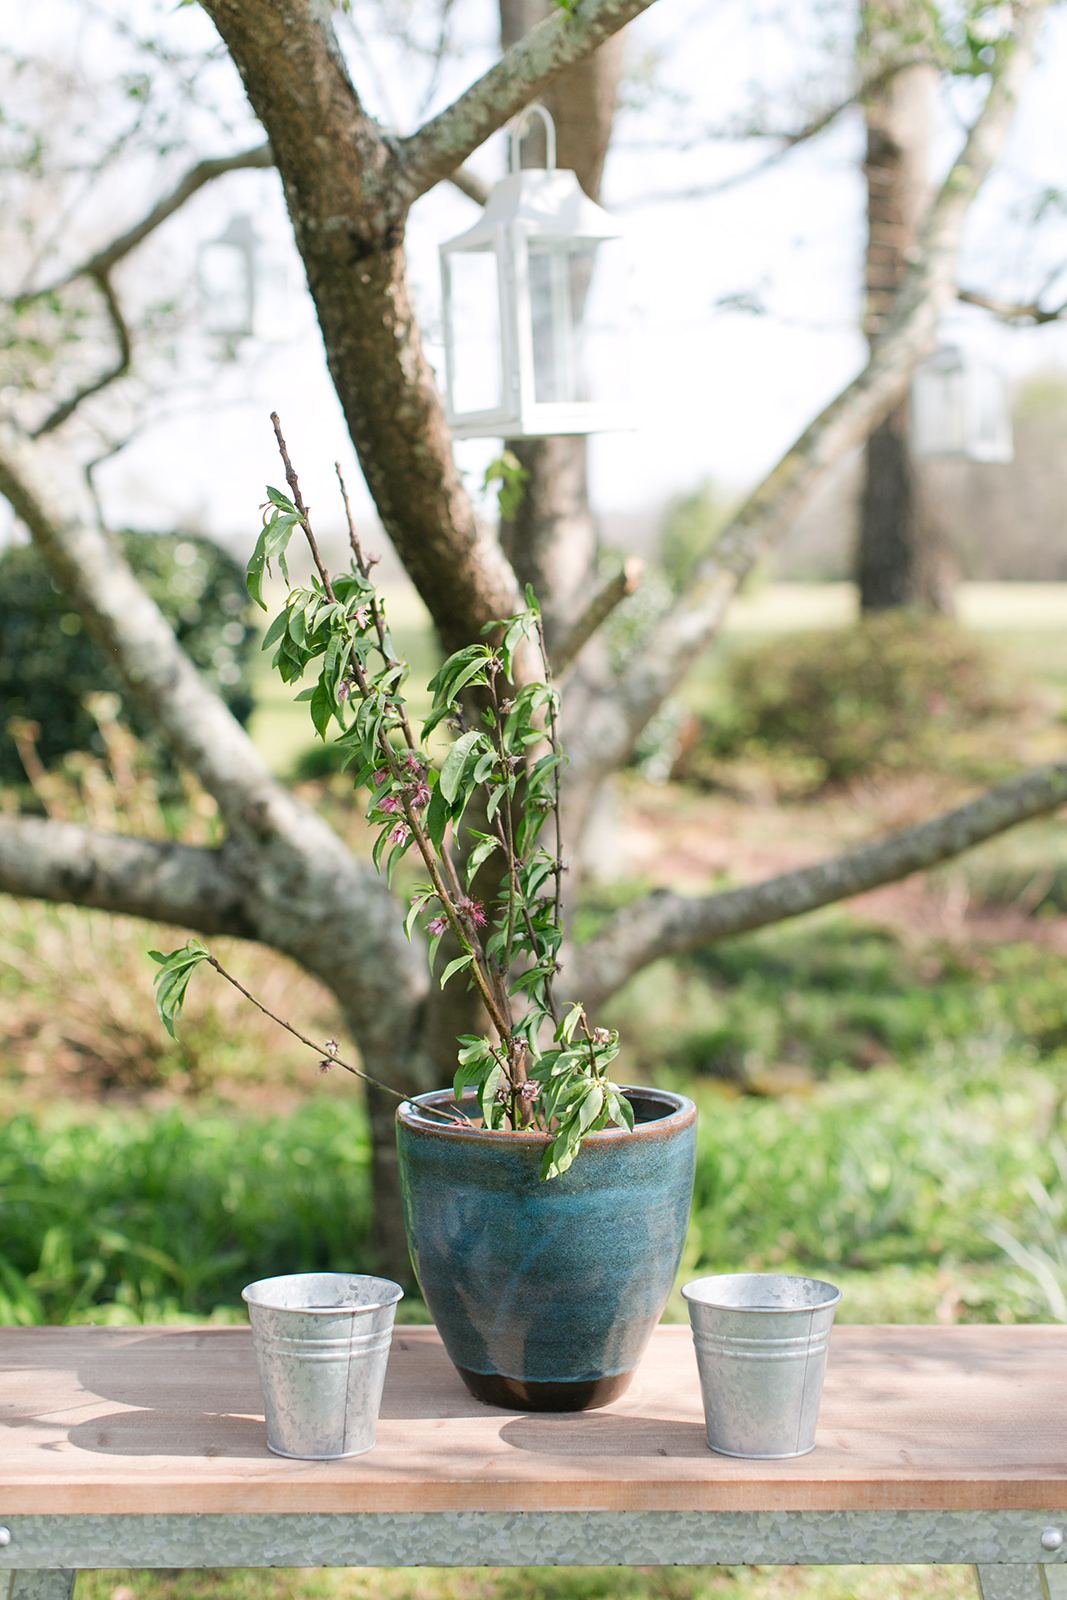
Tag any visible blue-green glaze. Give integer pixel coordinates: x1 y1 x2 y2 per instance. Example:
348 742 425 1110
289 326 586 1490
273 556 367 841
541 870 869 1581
396 1087 696 1406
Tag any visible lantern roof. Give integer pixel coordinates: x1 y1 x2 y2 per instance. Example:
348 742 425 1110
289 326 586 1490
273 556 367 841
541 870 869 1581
442 168 623 252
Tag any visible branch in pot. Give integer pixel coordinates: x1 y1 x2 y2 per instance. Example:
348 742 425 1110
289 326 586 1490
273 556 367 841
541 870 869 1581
151 417 633 1179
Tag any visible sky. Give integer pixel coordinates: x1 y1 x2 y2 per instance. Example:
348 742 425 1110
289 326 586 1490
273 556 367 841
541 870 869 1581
4 0 1067 552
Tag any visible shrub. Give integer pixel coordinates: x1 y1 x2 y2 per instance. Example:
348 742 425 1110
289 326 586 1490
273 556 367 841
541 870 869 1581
686 612 1031 788
0 532 256 783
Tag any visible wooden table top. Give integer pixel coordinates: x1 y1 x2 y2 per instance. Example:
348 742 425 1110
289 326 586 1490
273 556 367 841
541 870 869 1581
1 1323 1066 1516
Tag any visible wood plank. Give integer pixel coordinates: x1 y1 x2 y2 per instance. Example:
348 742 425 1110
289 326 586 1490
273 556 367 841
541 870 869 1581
1 1325 1066 1515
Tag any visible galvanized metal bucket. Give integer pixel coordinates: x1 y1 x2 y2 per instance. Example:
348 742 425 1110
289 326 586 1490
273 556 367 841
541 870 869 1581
681 1272 840 1459
242 1272 403 1459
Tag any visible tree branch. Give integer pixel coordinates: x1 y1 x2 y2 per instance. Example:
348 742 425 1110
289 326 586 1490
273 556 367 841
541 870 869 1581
0 422 431 1071
31 144 275 296
619 49 940 209
571 757 1067 1008
958 285 1067 324
550 557 642 675
559 0 1049 840
0 817 255 938
31 270 132 437
449 164 492 205
400 0 660 199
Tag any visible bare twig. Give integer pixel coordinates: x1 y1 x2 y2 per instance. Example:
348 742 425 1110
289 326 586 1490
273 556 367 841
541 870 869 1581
28 143 274 297
550 558 642 676
957 286 1067 324
617 50 938 210
269 413 336 603
203 954 468 1123
31 270 132 437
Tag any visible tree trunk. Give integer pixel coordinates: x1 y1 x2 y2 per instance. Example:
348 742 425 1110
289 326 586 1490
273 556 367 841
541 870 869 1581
856 45 955 612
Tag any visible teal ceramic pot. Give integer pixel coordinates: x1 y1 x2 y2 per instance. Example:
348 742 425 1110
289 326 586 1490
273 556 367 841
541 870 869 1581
396 1085 696 1411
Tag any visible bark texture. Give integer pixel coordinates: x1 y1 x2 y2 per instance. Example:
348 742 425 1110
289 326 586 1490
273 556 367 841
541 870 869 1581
857 29 955 613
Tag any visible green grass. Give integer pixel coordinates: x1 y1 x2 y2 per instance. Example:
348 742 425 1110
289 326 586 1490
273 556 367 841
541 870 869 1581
74 1563 979 1600
3 913 1066 1327
0 1101 371 1324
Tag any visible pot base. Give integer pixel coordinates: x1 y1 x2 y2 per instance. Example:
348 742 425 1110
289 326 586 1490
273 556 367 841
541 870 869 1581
457 1365 634 1412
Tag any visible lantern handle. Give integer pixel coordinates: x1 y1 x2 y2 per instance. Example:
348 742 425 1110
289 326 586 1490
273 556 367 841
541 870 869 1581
509 104 557 172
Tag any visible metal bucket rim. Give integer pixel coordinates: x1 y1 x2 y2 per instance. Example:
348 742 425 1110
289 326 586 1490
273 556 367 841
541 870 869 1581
682 1271 841 1314
397 1083 696 1142
241 1272 404 1315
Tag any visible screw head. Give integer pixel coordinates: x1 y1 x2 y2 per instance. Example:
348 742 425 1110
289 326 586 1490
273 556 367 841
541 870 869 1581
1042 1529 1064 1552
0 1527 10 1547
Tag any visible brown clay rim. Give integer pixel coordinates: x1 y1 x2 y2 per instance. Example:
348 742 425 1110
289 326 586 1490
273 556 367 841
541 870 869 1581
396 1084 696 1143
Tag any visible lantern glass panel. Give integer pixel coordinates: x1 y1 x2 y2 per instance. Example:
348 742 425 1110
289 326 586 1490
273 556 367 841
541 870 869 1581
529 238 627 412
446 248 503 416
199 242 253 338
912 362 966 457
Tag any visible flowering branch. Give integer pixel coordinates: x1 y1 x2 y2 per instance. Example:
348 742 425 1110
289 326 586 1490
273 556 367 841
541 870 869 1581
151 417 633 1179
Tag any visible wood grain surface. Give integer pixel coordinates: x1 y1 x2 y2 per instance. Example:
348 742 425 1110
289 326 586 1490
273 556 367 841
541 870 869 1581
1 1324 1065 1515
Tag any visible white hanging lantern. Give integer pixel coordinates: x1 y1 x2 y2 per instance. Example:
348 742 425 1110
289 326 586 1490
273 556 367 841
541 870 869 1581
198 213 293 342
911 346 1014 464
439 106 631 439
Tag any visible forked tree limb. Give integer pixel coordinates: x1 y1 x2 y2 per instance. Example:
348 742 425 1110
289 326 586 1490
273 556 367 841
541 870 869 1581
399 0 661 200
570 758 1067 1008
559 0 1049 839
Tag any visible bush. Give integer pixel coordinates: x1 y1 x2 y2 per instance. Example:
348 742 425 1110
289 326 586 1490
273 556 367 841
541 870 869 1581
685 612 1030 788
0 532 256 783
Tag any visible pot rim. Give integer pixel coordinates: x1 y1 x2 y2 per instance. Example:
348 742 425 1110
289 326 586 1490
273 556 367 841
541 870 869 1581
396 1082 695 1142
241 1271 405 1315
681 1271 841 1314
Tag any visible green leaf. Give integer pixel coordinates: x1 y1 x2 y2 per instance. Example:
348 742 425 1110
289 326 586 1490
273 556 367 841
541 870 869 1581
425 783 451 852
559 1001 584 1045
439 952 474 991
150 939 210 1039
309 678 332 740
578 1084 604 1133
439 729 482 804
465 835 499 886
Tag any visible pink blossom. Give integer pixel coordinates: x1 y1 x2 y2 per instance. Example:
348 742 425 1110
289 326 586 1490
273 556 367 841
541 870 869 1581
372 768 390 788
427 914 448 937
379 793 403 814
460 897 486 928
352 604 371 628
404 751 424 773
410 780 431 809
593 1027 611 1045
387 821 409 847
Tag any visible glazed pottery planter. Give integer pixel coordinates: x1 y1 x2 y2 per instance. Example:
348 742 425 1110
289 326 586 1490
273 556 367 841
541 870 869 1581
396 1085 696 1411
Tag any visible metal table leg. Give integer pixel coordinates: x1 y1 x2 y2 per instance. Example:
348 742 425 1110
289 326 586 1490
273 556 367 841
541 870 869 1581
4 1575 76 1600
977 1568 1057 1600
